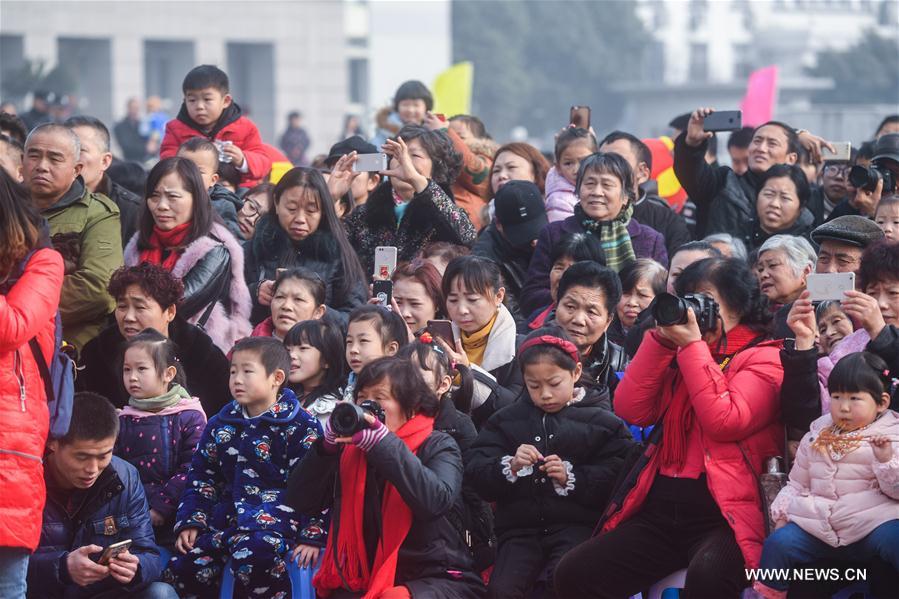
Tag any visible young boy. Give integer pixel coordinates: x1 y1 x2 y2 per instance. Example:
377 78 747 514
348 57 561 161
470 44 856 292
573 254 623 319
177 137 242 238
160 65 271 187
343 305 408 400
165 337 325 597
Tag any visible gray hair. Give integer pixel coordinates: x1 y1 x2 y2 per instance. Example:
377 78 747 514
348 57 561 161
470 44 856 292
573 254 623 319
757 235 817 278
25 123 81 162
703 233 748 262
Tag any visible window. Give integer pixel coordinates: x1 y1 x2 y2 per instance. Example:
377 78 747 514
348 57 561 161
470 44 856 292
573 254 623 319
348 58 368 106
689 43 708 81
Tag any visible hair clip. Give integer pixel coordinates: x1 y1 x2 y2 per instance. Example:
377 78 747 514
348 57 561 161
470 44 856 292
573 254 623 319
884 369 891 378
419 332 433 344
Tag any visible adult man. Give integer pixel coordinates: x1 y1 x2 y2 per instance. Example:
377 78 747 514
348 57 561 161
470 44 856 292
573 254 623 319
811 215 885 275
674 107 830 238
828 133 899 220
23 123 123 350
599 131 692 257
114 98 149 162
807 156 853 225
27 392 176 599
66 116 141 243
21 90 54 131
726 127 754 176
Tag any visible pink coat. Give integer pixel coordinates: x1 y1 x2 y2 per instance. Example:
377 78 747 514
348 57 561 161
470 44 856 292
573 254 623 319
544 166 579 223
771 411 899 546
816 329 870 415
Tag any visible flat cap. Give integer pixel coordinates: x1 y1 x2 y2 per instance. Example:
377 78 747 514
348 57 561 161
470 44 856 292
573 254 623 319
811 215 885 248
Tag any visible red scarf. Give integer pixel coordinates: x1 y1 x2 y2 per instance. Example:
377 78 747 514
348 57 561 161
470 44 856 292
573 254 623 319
659 324 763 469
314 414 435 598
138 222 191 271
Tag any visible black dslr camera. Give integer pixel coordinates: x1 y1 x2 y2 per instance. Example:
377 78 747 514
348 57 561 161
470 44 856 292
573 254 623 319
849 162 897 194
330 400 386 436
651 292 719 334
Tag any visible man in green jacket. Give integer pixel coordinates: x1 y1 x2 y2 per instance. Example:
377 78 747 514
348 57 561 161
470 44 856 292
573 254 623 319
23 123 123 350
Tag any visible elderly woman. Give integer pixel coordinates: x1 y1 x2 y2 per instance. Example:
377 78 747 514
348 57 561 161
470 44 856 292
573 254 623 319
740 164 815 252
755 235 817 312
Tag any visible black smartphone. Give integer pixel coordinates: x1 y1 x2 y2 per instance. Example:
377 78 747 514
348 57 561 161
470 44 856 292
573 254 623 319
427 319 456 348
703 110 742 132
570 106 591 129
373 279 393 307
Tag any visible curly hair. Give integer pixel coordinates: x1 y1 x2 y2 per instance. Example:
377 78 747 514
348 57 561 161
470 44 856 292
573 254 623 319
859 240 899 290
394 125 462 191
107 262 184 309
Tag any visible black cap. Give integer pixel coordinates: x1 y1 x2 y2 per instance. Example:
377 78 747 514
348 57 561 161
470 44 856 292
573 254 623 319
668 112 691 131
326 136 377 167
811 215 885 248
494 181 548 249
872 133 899 163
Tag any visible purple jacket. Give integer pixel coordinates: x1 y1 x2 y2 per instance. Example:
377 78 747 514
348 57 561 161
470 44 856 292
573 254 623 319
519 215 668 316
115 396 207 521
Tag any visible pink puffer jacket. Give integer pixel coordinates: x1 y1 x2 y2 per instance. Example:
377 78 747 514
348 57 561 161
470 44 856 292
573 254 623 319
544 166 579 223
771 411 899 547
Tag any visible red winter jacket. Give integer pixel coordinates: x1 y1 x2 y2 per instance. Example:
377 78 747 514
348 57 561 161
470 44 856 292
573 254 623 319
160 103 272 187
0 248 64 551
606 330 784 569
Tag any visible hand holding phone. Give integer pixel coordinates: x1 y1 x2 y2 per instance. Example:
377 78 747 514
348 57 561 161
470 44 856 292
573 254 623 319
98 539 133 565
570 106 591 129
806 272 855 302
353 153 388 173
427 320 457 348
702 110 742 132
373 280 393 307
822 142 852 162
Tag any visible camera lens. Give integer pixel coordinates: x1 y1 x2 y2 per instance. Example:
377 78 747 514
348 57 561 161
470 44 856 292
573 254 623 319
331 402 363 437
652 293 687 326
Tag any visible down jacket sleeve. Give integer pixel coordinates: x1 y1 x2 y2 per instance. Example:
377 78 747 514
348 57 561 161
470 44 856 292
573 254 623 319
519 224 556 317
464 412 522 504
568 415 635 510
779 345 822 432
154 410 207 519
0 248 63 352
285 441 340 516
614 331 678 427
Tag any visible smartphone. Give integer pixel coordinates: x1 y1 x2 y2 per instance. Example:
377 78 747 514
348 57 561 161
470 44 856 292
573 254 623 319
97 539 132 565
353 153 388 173
427 319 457 348
822 142 852 162
570 105 591 129
373 279 393 307
806 272 856 302
434 113 447 123
703 110 742 132
373 246 398 280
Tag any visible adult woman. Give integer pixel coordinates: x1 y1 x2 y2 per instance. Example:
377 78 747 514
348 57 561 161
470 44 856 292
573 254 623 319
77 263 231 416
520 153 668 316
608 258 667 346
555 257 784 598
392 259 444 335
755 235 816 311
489 142 550 197
286 357 484 598
0 171 64 596
249 267 327 340
124 156 251 352
236 182 273 241
344 126 476 276
740 164 815 252
244 167 367 327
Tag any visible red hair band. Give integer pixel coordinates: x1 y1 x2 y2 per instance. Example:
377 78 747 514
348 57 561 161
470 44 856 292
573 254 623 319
518 335 580 364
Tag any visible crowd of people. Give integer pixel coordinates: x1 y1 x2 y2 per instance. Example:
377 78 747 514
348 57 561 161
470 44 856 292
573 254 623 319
1 61 899 599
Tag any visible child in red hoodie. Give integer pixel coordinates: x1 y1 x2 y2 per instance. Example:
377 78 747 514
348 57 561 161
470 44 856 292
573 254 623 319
160 64 271 187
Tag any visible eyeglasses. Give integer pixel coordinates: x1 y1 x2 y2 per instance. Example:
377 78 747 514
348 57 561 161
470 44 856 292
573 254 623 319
823 165 850 177
240 198 263 222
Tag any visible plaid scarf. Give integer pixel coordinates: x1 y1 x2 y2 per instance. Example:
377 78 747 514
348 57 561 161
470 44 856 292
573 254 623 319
575 203 636 272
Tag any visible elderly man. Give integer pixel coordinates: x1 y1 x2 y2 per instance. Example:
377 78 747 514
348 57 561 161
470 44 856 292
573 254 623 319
23 123 122 350
66 116 141 243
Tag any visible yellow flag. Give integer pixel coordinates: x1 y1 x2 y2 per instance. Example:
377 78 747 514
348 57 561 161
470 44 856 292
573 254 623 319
432 61 474 118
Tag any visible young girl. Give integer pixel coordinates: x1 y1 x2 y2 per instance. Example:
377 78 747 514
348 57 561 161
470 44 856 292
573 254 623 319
251 267 327 340
466 326 634 597
438 255 523 427
874 195 899 242
755 352 899 599
609 258 667 346
114 328 207 543
283 319 345 425
545 128 598 222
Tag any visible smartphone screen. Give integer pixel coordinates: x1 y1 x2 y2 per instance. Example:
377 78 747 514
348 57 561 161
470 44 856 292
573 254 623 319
570 106 590 129
806 272 856 302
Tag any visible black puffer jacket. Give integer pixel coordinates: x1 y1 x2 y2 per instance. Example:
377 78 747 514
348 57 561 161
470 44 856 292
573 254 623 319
287 430 485 598
738 207 816 253
244 215 367 326
465 388 634 534
472 224 532 323
633 190 693 258
97 174 141 245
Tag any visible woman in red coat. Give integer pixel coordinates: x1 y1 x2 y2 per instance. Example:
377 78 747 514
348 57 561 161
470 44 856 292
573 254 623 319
555 256 784 598
0 170 64 597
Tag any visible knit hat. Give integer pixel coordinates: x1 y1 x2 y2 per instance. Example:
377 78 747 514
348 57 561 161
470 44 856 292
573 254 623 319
393 80 434 112
811 215 885 248
494 180 548 249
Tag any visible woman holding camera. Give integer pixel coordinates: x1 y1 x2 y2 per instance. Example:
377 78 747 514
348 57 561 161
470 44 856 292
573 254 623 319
286 357 484 599
555 257 785 598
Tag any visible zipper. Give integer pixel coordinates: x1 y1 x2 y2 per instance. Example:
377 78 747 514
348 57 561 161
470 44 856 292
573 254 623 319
14 350 26 412
0 448 43 463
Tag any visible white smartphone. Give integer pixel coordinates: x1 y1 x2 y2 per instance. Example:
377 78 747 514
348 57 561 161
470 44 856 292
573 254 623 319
353 153 388 173
373 246 398 280
822 142 852 162
806 272 855 302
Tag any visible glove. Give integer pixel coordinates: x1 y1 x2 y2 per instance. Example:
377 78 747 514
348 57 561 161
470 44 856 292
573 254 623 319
351 417 388 452
321 418 340 453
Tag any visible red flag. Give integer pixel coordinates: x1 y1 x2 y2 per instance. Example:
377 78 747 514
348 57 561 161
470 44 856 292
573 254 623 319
740 66 779 127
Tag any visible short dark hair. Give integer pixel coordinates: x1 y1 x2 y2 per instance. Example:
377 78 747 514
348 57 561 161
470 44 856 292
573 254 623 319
556 127 598 163
0 112 27 144
64 115 111 153
139 157 216 250
273 267 326 306
859 240 899 290
183 65 229 94
671 240 723 260
60 392 119 444
284 320 346 398
393 125 461 190
754 121 800 157
354 356 438 418
448 114 489 139
442 255 503 299
619 258 667 296
107 262 184 309
107 160 147 197
393 80 433 112
728 127 755 150
178 137 219 164
0 133 23 165
519 324 579 373
348 305 409 350
556 260 622 314
758 163 811 207
856 141 876 162
549 232 606 266
875 115 899 137
397 340 474 413
122 328 187 389
576 152 637 206
675 257 769 330
828 351 891 404
217 161 242 190
231 336 290 379
598 130 652 171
